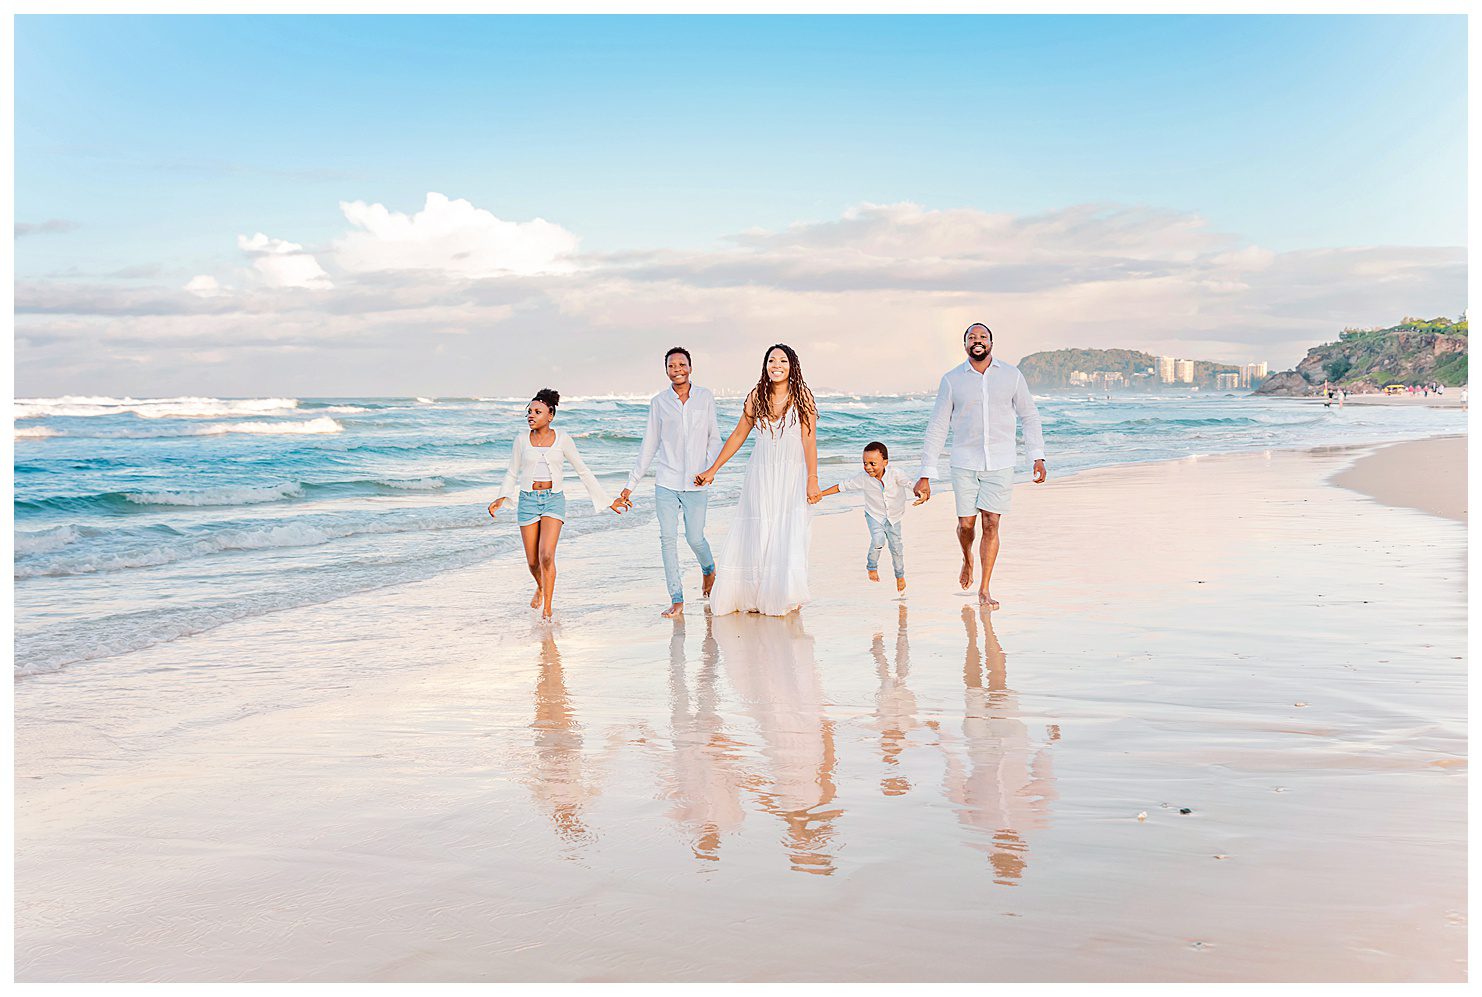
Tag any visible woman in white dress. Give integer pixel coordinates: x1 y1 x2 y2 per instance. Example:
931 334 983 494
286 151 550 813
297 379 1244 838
695 344 822 616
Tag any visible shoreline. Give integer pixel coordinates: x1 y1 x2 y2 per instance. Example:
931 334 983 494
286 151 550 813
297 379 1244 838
1260 393 1464 409
15 426 1468 681
1330 435 1466 522
15 436 1467 981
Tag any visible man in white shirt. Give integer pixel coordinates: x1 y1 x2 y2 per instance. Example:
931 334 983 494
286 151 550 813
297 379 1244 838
914 323 1047 610
612 347 722 617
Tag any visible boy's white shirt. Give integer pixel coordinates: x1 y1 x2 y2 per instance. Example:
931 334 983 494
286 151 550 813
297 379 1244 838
839 464 916 524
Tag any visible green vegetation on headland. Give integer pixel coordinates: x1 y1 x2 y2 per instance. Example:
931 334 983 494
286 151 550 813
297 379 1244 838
1017 348 1251 391
1255 316 1467 396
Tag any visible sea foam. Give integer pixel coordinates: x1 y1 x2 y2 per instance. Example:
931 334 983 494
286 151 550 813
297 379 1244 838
125 481 304 507
14 396 300 420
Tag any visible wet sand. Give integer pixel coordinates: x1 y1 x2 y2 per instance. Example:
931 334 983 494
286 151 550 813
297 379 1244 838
14 438 1467 982
1332 434 1466 522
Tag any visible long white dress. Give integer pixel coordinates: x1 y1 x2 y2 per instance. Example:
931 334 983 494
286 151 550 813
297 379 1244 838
709 409 813 616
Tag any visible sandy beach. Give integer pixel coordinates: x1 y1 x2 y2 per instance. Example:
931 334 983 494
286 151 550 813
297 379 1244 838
1288 393 1465 409
14 435 1466 983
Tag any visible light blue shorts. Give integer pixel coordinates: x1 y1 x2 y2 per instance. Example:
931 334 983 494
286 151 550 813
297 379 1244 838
517 488 567 526
951 467 1014 517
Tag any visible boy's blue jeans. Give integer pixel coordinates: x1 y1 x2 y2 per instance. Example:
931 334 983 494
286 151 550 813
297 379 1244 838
656 485 715 604
865 511 905 579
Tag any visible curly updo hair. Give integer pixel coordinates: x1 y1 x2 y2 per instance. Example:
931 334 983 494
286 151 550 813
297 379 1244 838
532 388 560 411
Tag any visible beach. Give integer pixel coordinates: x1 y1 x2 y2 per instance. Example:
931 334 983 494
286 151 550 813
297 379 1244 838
13 433 1466 982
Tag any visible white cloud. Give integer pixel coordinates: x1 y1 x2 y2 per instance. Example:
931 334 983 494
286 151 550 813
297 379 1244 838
184 275 222 297
236 232 333 290
333 192 580 278
16 200 1466 396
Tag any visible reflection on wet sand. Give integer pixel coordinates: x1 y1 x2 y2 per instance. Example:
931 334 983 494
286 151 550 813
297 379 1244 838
662 615 747 861
871 604 921 797
944 605 1060 885
527 632 603 853
712 613 842 876
526 608 1058 881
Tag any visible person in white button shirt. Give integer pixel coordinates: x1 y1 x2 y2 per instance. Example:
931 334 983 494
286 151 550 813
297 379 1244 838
818 441 925 593
913 323 1047 610
610 347 722 618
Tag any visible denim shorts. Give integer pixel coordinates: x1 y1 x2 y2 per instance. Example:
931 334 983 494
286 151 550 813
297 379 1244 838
517 488 567 526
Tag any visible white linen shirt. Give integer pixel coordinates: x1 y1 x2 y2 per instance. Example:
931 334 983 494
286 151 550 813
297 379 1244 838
625 385 722 493
916 358 1046 478
494 427 611 512
839 464 916 525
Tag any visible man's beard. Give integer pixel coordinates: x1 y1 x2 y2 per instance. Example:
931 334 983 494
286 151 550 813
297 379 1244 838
969 344 988 356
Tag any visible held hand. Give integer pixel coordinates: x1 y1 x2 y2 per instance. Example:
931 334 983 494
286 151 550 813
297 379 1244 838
914 477 931 503
694 468 716 488
610 490 633 514
807 481 823 505
1033 459 1048 484
487 497 506 519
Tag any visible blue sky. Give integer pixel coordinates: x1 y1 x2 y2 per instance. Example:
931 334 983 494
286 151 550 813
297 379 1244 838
13 14 1468 396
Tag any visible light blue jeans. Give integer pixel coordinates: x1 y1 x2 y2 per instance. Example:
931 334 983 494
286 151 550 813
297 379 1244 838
865 511 905 579
656 486 715 604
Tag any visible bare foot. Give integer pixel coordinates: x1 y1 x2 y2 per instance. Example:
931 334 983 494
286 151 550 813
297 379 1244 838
662 602 684 618
978 590 1000 610
530 588 543 609
896 577 907 593
959 558 973 589
868 569 880 582
541 612 555 624
702 570 716 597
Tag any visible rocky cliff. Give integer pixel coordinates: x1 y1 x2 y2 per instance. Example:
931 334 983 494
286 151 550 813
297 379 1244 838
1254 317 1467 395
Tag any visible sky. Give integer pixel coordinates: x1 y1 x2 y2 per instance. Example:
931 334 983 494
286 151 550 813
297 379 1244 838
13 14 1468 397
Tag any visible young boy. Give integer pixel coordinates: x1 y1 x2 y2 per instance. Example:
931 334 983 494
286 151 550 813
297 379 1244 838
819 441 923 592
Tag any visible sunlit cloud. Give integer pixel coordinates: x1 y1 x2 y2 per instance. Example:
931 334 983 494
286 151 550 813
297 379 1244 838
236 232 333 290
334 192 581 278
15 198 1465 396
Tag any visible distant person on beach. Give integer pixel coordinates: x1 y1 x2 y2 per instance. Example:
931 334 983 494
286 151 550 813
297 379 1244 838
695 344 821 616
488 389 612 622
610 347 722 618
913 323 1046 610
818 441 925 593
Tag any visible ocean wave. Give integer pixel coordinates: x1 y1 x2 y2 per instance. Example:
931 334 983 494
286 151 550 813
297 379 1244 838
570 430 644 442
14 395 299 420
15 525 81 555
15 426 58 439
125 481 304 507
49 416 347 440
196 417 343 436
14 508 492 580
376 477 446 490
16 474 484 516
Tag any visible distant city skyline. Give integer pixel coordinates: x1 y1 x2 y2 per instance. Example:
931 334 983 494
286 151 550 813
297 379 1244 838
14 14 1467 397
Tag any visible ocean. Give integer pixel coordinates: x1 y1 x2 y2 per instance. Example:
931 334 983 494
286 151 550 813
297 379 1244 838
13 390 1464 676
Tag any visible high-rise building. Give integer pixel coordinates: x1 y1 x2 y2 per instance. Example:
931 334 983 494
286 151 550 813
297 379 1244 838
1156 356 1177 383
1240 361 1269 387
1215 372 1241 390
1174 359 1196 383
